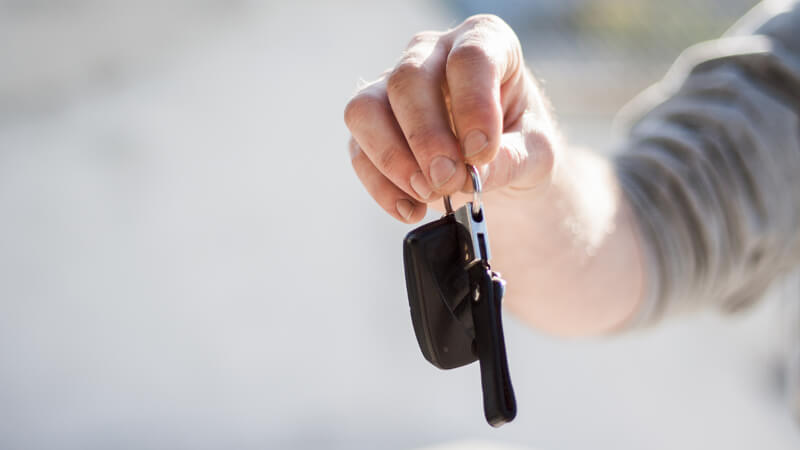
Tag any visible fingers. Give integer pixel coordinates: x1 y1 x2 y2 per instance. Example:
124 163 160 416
445 15 524 167
344 78 437 203
386 32 468 195
349 139 427 223
344 15 545 224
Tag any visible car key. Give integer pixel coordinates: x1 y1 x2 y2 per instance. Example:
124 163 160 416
452 167 517 426
402 203 477 369
402 165 517 427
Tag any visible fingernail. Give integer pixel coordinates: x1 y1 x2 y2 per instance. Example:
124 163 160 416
410 171 432 200
463 130 488 158
429 156 456 188
349 142 360 159
396 199 414 220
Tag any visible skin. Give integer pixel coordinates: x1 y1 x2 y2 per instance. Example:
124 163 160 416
344 15 646 336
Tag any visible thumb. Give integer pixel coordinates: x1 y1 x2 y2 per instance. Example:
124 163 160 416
480 122 557 192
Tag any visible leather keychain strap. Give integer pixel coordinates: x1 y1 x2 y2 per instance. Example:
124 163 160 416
470 264 517 427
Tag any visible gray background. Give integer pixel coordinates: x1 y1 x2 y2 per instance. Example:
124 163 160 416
1 1 798 449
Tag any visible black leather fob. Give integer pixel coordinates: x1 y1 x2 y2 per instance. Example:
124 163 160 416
403 215 477 369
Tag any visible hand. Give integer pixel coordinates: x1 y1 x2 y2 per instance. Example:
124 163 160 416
344 14 559 223
345 15 644 336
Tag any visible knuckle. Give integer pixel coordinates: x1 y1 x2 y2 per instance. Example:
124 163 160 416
386 60 424 96
406 31 438 48
376 145 401 173
456 90 493 112
344 92 385 129
462 14 506 31
447 41 493 72
407 127 451 156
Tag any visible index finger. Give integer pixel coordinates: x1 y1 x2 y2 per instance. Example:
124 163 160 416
386 33 468 195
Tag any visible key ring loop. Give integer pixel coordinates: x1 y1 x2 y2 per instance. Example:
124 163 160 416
442 165 482 217
467 165 482 217
443 195 454 215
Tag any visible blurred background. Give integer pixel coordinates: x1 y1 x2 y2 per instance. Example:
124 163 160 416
2 0 799 449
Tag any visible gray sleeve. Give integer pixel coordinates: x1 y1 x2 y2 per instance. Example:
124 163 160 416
614 1 800 325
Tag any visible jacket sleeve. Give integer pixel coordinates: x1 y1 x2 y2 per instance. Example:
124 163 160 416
614 1 800 325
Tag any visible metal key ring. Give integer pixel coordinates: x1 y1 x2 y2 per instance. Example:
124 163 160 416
442 165 483 217
467 165 482 217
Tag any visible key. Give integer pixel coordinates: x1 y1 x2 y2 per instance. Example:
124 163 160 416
402 165 517 427
403 210 477 369
453 167 517 427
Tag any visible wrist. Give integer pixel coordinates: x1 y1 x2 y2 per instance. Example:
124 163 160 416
483 148 646 335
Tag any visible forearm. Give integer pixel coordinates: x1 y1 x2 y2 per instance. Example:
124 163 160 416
345 4 800 336
492 2 800 334
485 148 646 336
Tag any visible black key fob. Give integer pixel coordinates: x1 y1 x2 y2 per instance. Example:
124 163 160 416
403 214 477 369
401 165 517 427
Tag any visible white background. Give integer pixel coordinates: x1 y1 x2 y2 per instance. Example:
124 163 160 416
0 1 798 449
